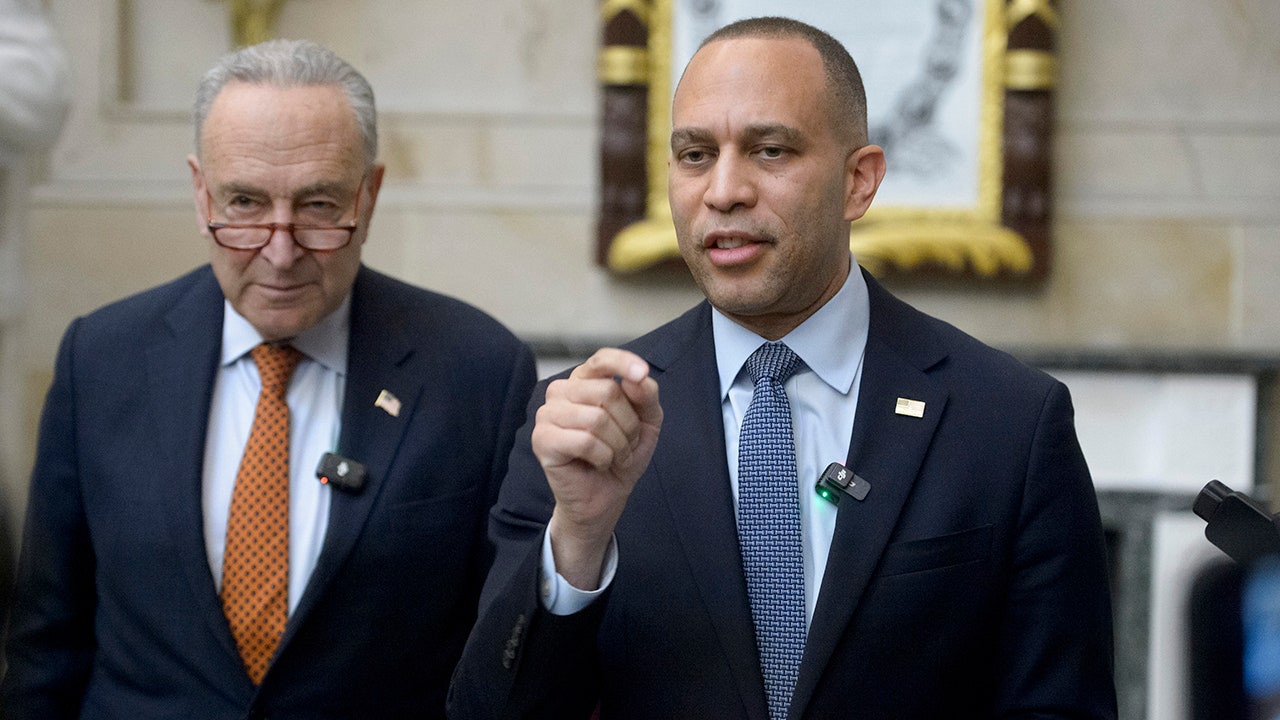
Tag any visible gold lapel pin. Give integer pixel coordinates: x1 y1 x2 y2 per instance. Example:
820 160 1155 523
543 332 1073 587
375 389 402 418
895 397 925 418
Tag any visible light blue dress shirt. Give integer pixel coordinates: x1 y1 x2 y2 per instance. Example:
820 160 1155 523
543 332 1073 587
543 258 870 624
202 298 349 613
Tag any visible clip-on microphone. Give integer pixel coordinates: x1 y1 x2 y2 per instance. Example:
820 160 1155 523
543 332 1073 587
815 462 871 506
315 452 367 493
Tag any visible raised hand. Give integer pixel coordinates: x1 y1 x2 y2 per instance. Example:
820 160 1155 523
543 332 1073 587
533 348 663 590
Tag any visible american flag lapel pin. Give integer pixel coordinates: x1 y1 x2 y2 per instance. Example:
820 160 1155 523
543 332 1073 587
374 389 402 418
895 397 925 418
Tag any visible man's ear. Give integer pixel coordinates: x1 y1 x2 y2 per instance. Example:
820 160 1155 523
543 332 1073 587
188 155 211 238
363 163 386 216
843 144 886 222
352 163 386 247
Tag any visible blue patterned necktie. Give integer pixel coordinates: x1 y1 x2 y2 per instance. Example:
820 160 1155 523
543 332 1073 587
738 342 805 720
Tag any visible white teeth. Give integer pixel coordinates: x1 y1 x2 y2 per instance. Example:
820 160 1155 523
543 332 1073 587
715 236 746 249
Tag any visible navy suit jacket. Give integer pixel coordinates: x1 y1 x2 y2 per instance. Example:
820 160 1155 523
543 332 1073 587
448 270 1116 719
3 265 537 719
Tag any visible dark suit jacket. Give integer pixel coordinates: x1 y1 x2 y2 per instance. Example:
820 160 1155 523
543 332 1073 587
2 265 537 719
448 270 1116 719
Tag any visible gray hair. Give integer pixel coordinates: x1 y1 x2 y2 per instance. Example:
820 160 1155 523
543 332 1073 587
193 39 377 166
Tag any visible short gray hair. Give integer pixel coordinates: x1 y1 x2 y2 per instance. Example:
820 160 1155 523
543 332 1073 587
193 39 377 166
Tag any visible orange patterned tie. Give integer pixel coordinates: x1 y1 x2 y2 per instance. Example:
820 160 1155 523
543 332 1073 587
221 343 302 684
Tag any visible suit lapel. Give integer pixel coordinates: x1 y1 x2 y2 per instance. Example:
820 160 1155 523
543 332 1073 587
142 267 423 672
641 305 771 720
283 268 422 636
149 269 245 665
789 274 949 719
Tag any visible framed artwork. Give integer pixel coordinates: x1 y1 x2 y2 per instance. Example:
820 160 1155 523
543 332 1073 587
597 0 1058 280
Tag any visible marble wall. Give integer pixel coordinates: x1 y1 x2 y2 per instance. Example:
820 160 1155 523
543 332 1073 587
21 0 1279 361
4 1 1279 716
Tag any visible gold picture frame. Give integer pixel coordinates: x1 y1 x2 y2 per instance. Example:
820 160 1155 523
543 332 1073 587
596 0 1058 280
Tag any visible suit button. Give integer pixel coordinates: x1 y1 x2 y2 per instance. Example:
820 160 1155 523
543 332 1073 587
502 613 528 670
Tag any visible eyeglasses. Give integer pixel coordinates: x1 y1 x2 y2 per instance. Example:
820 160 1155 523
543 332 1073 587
205 177 365 252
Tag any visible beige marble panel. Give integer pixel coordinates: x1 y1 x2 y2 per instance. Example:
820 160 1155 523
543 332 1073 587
377 115 597 191
53 124 195 184
86 0 598 117
358 202 409 274
1057 125 1280 218
483 120 598 192
1055 129 1200 205
376 120 488 185
1234 223 1280 348
1054 220 1234 348
890 219 1236 350
278 0 596 115
1059 0 1280 125
1190 134 1280 200
115 1 229 113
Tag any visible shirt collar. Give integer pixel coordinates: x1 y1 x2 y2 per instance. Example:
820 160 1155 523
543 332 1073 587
713 256 869 399
220 296 351 375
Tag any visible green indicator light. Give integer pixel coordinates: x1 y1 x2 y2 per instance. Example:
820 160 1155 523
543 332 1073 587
815 484 840 506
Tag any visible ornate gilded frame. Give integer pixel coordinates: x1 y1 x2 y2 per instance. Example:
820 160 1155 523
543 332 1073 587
597 0 1058 280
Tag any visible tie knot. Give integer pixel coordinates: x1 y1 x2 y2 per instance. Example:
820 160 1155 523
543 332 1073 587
250 343 303 397
745 342 801 386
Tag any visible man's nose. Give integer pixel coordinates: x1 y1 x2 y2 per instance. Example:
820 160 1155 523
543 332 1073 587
258 224 305 267
703 154 757 212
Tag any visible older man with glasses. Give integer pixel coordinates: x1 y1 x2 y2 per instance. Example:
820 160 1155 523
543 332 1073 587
2 39 535 720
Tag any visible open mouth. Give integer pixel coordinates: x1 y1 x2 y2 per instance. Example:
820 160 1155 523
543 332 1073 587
705 230 764 249
704 231 768 265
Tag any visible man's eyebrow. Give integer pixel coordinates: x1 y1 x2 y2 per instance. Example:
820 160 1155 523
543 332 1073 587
670 127 714 149
212 181 350 199
669 123 805 150
292 181 352 199
740 123 803 145
212 182 265 198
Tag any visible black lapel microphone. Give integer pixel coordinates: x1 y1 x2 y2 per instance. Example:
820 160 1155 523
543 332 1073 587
315 452 367 493
815 462 871 505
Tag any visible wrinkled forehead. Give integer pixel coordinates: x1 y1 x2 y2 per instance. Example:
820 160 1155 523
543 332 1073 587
200 83 363 160
199 83 366 186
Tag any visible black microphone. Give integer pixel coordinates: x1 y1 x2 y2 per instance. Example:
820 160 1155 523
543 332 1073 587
815 462 871 506
1193 480 1280 565
315 452 367 493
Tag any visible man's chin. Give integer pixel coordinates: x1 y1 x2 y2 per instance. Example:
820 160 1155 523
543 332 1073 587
699 274 776 309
